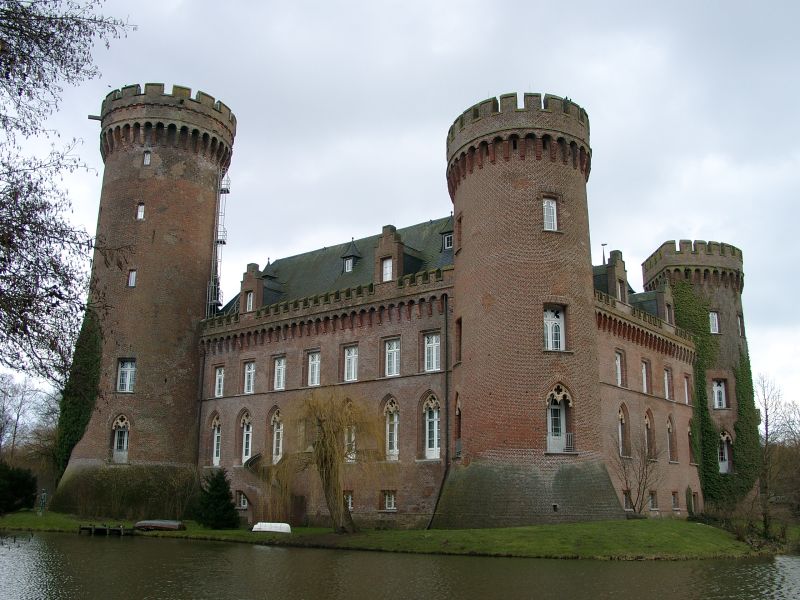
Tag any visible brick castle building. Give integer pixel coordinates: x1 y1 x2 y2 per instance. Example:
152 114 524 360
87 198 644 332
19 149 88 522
61 84 750 527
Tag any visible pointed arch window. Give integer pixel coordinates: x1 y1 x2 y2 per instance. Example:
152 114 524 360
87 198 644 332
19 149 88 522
546 384 573 453
667 416 677 462
645 411 656 459
543 197 558 231
423 395 440 459
271 411 283 464
211 414 222 466
618 405 630 457
719 432 733 473
112 415 129 464
385 398 399 460
241 412 252 463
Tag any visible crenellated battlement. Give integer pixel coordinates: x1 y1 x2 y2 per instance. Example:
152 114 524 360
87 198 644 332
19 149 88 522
98 84 236 168
445 93 592 199
642 240 745 292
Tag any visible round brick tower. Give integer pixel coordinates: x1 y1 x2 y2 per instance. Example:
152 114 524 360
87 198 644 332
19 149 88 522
433 93 622 527
63 84 236 478
642 240 747 435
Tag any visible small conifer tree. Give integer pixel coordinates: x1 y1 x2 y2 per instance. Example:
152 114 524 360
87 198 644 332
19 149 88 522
0 462 37 515
197 469 239 529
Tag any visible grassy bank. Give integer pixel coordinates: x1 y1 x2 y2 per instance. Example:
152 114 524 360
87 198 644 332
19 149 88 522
0 510 771 560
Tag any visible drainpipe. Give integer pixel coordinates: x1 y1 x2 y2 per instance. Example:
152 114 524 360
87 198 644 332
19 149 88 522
427 293 450 529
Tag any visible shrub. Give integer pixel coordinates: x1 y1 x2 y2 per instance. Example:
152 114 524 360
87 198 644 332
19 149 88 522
0 462 37 514
197 469 239 529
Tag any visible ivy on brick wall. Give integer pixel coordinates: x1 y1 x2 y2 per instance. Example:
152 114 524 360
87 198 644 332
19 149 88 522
672 280 760 509
55 310 101 476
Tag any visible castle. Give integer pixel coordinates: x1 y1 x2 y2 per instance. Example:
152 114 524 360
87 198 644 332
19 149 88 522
61 84 751 527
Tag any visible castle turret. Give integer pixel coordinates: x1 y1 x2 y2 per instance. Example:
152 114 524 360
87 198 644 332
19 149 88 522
433 94 622 526
63 84 236 481
642 240 747 437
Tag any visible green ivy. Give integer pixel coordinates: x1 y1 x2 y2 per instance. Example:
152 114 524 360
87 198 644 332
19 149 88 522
672 280 760 509
55 310 101 476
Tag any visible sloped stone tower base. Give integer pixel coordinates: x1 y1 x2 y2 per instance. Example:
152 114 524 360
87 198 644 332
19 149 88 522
430 460 624 528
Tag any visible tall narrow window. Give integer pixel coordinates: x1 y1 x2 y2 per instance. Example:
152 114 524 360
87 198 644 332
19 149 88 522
666 303 674 324
112 415 129 464
688 424 696 464
273 356 286 390
143 150 151 166
344 346 358 382
344 426 356 463
385 339 400 377
618 405 630 457
424 333 441 372
424 396 440 459
713 379 727 409
214 366 224 398
241 413 252 463
719 432 733 473
543 197 558 231
667 417 677 462
709 311 720 334
663 368 673 400
136 202 145 220
243 361 255 394
684 375 691 405
307 351 320 386
344 491 353 512
271 412 283 464
614 351 625 386
245 291 254 312
617 280 627 303
344 257 353 272
127 269 137 287
385 398 399 460
381 257 393 282
211 415 221 466
737 314 744 337
117 359 136 393
543 307 565 351
645 411 655 459
641 361 650 394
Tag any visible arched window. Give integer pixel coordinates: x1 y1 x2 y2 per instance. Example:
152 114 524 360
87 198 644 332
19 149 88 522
618 405 630 457
543 198 558 231
271 411 283 464
719 431 733 473
423 395 440 459
385 398 399 460
644 410 656 459
211 414 221 466
241 412 252 463
667 416 677 462
112 415 129 464
546 384 573 453
688 422 696 464
543 308 565 351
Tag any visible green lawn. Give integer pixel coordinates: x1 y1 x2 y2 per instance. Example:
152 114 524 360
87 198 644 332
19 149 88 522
0 510 767 560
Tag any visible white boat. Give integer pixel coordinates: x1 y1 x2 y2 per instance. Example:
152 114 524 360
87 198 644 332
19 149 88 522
251 522 291 533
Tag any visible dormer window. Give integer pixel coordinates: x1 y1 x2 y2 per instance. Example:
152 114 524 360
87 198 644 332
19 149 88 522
344 257 353 273
443 233 453 250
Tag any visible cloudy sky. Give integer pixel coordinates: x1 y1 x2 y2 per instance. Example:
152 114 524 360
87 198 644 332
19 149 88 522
47 0 798 399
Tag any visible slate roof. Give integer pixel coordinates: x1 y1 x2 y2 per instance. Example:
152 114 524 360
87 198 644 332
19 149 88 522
221 216 454 314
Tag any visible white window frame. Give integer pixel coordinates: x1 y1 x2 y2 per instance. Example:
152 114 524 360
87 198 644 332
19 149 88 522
274 356 286 390
684 376 691 405
127 269 137 287
241 415 252 463
385 399 399 461
543 307 565 351
143 150 151 166
385 339 400 377
344 345 358 382
136 202 145 220
344 491 353 512
345 426 356 463
713 379 727 409
212 417 221 466
664 368 672 400
383 490 397 511
245 291 254 312
243 361 255 394
214 366 224 398
381 257 393 282
237 491 248 509
271 413 283 464
112 415 130 464
737 314 744 337
641 361 649 394
344 257 353 272
117 359 136 393
443 233 453 250
114 427 129 452
543 197 558 231
424 397 440 460
709 311 720 334
307 351 320 386
424 333 441 372
614 352 623 386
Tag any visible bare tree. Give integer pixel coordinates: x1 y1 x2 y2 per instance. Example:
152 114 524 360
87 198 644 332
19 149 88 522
609 431 665 514
756 374 784 537
0 374 43 463
0 1 131 383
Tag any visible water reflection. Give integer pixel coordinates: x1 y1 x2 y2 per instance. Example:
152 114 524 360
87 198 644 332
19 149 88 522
0 533 798 600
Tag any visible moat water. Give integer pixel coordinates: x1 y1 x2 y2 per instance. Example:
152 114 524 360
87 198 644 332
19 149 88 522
1 532 799 599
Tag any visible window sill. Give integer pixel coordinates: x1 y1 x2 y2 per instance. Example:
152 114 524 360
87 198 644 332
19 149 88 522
542 229 564 234
543 350 574 355
378 509 398 514
416 458 442 463
544 451 579 456
669 460 679 465
713 407 732 410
